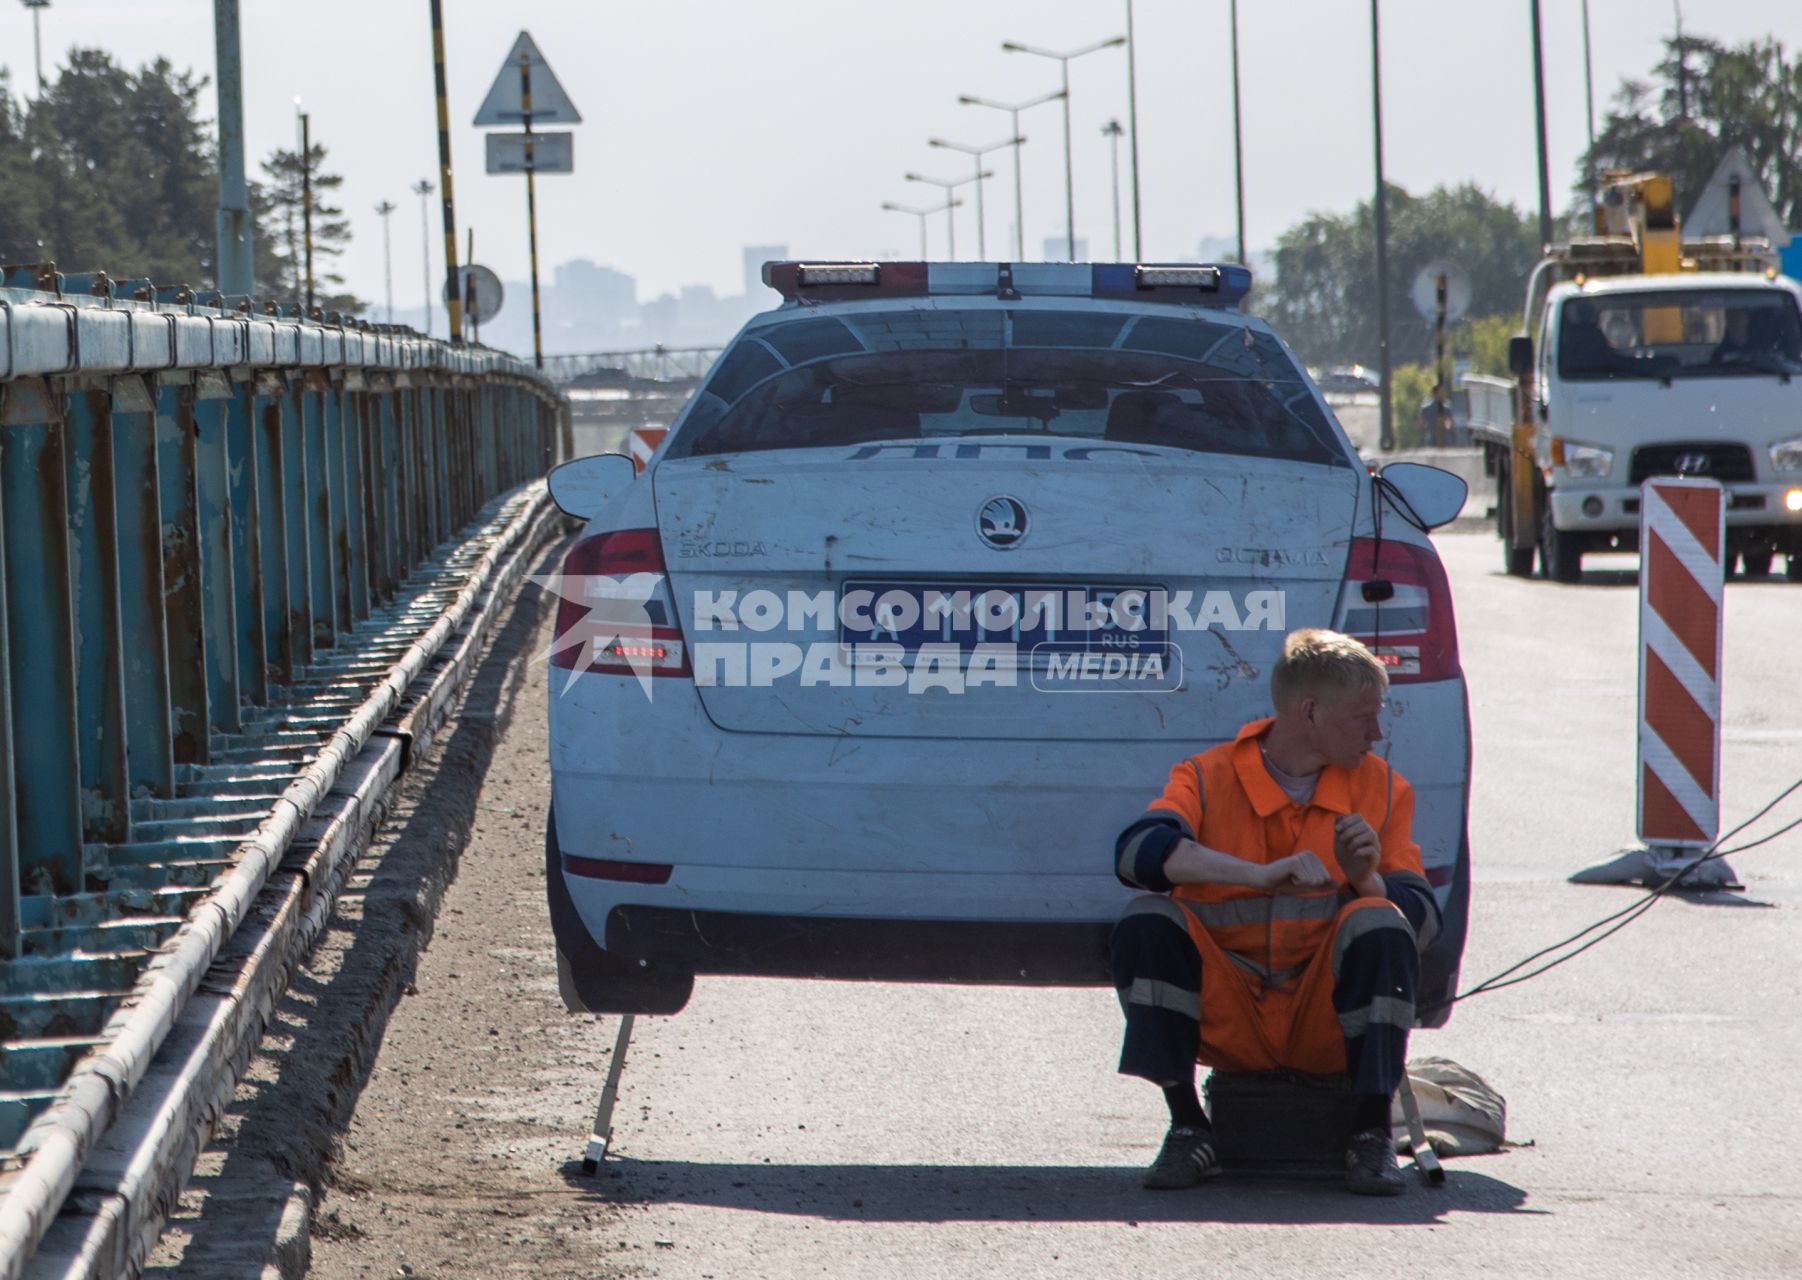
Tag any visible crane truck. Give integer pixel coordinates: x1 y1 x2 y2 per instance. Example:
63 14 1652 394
1464 171 1802 582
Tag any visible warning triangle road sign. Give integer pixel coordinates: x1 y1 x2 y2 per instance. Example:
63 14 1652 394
474 31 582 127
1685 145 1791 248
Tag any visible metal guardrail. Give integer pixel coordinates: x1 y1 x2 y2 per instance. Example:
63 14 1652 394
541 345 723 386
0 264 564 1273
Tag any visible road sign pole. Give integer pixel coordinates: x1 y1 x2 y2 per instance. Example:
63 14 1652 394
467 228 478 345
521 52 544 370
1434 273 1447 446
429 0 463 344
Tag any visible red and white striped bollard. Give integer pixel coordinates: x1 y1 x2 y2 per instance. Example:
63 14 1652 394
1571 475 1739 889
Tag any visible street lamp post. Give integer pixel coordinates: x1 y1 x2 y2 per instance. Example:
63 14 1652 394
1530 0 1554 250
1582 0 1598 219
958 89 1063 261
297 103 315 313
1123 0 1142 257
375 200 397 325
212 0 255 299
1101 120 1124 261
1001 35 1126 261
1230 0 1247 265
881 199 963 260
411 179 434 335
904 171 989 260
20 0 48 95
928 135 1022 260
1371 0 1394 452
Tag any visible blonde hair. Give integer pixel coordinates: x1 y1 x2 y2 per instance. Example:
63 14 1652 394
1270 628 1388 711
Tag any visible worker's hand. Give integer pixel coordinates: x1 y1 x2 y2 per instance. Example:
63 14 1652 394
1334 814 1381 884
1260 850 1333 895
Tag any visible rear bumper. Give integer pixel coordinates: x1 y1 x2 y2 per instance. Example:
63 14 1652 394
604 905 1111 985
548 673 1471 1020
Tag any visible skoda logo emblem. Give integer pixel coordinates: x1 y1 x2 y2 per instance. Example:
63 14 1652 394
977 495 1029 549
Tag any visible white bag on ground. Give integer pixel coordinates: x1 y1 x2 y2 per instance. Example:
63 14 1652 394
1390 1057 1507 1156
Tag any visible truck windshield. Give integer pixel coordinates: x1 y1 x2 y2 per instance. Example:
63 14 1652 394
1558 288 1802 382
669 309 1346 465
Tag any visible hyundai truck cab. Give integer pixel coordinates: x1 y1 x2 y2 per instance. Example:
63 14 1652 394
1533 273 1802 580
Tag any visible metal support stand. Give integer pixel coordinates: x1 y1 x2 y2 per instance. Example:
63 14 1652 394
1396 1074 1445 1187
581 1014 636 1173
1570 845 1741 890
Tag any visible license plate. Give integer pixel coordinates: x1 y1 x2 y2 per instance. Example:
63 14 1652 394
837 580 1169 665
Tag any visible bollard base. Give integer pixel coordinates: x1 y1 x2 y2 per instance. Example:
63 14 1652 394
1569 846 1742 890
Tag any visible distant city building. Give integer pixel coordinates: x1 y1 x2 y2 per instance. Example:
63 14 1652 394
743 245 788 298
554 259 638 330
460 253 780 358
1042 235 1089 262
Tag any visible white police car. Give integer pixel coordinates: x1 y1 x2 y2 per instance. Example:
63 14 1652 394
543 261 1471 1019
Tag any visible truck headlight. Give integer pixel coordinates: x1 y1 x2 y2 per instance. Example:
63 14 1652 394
1770 436 1802 472
1554 438 1614 478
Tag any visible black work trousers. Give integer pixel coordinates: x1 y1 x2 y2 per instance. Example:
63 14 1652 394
1111 900 1417 1100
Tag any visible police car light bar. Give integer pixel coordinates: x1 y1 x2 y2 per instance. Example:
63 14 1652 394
797 263 881 286
762 260 1251 306
763 261 930 300
1093 263 1251 304
1135 265 1221 289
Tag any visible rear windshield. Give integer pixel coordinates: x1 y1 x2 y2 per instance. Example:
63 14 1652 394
668 309 1346 465
1557 288 1802 381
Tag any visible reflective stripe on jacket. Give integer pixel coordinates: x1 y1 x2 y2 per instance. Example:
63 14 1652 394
1126 717 1436 1073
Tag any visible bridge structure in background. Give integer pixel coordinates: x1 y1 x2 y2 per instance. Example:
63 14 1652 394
0 262 566 1277
545 346 723 461
540 345 723 389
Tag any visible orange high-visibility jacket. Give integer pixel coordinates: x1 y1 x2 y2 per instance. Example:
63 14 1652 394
1144 718 1430 1075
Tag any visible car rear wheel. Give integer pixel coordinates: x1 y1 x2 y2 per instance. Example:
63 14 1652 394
1788 554 1802 583
545 810 694 1015
1540 507 1583 584
1740 549 1774 578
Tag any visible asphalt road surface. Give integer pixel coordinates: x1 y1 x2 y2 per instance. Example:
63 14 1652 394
188 528 1802 1280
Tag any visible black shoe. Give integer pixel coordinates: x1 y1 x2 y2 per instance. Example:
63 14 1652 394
1142 1124 1222 1190
1344 1127 1405 1196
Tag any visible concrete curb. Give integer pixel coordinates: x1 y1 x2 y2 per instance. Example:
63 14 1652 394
26 499 562 1280
251 518 561 1280
132 519 566 1279
257 1184 310 1280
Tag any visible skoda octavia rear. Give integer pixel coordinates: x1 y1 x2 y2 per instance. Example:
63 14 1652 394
544 261 1471 1019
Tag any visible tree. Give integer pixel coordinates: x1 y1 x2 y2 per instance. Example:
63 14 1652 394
1259 183 1540 370
251 140 362 315
1579 34 1802 226
10 50 218 285
0 70 45 264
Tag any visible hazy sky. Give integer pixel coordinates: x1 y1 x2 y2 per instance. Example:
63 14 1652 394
6 1 1802 332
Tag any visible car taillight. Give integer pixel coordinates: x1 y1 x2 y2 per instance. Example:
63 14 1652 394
550 528 691 678
1336 537 1460 682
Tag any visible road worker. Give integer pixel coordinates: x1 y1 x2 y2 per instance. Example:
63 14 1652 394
1110 628 1440 1196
